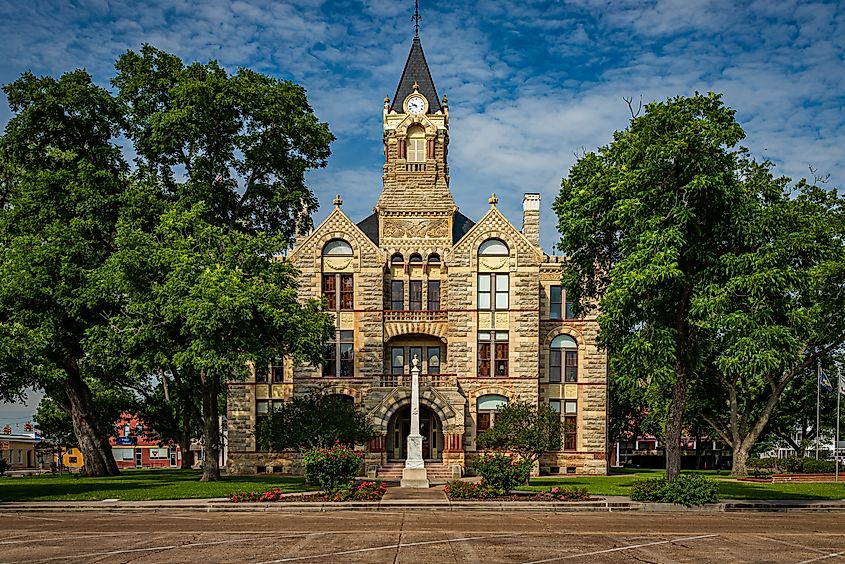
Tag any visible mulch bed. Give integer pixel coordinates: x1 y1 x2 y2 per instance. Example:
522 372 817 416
447 492 597 502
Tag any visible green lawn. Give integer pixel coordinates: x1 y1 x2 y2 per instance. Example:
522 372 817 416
528 469 845 500
0 469 311 501
4 468 844 502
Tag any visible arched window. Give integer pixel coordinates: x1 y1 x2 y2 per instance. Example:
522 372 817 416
477 394 508 433
323 239 353 256
427 253 440 263
409 253 423 263
550 334 578 383
391 253 404 264
322 240 354 311
478 238 509 256
407 125 426 163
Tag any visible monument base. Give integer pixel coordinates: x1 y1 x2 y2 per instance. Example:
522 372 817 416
400 467 430 488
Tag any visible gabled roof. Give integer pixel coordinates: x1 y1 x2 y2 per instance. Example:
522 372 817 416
390 36 442 114
451 204 544 265
357 212 380 246
452 211 475 244
288 206 380 263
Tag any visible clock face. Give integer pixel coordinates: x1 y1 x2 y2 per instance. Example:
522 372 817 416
407 96 426 115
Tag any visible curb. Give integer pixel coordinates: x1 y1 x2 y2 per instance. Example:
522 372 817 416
3 499 845 513
0 500 636 513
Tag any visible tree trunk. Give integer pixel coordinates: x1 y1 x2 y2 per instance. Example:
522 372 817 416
694 428 703 470
200 371 221 481
179 405 194 470
732 442 750 477
179 434 194 469
59 365 119 477
665 378 687 481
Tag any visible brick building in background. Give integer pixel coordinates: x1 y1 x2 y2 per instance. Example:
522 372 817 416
109 413 182 469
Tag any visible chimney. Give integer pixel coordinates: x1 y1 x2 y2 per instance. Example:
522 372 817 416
522 193 541 248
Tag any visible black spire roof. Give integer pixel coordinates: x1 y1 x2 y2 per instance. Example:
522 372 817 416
390 36 442 114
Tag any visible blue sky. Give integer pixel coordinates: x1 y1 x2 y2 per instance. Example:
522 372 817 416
1 0 844 428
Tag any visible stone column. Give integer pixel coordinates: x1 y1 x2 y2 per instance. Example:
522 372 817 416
401 355 429 487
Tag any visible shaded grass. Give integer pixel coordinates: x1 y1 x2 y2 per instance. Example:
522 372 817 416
0 469 311 501
529 469 845 500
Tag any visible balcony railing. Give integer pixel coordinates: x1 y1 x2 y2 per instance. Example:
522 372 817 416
373 373 457 388
384 310 447 323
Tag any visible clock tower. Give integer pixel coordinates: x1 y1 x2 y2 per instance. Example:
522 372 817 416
376 24 456 246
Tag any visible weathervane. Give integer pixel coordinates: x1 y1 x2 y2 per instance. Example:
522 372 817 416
412 0 421 37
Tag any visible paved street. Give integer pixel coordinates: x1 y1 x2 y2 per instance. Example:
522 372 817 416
1 510 844 563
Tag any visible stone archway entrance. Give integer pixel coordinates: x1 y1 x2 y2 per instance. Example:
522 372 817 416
386 404 443 462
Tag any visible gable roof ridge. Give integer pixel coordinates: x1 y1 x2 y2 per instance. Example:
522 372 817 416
288 207 379 262
451 205 544 261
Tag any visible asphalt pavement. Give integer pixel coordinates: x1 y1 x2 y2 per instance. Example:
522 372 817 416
1 509 845 563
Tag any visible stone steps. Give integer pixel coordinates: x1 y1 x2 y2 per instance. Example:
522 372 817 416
376 462 455 479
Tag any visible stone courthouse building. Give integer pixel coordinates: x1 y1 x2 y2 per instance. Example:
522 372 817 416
227 27 608 477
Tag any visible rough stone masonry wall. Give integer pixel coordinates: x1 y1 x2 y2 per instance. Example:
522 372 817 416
226 382 255 471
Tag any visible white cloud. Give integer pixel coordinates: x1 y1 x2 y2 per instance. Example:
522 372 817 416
0 0 842 254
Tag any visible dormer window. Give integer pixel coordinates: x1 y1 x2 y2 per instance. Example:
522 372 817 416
323 239 353 256
479 238 509 256
407 126 426 162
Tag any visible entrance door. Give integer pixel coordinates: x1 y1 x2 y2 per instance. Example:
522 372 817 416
135 449 142 468
391 417 407 460
387 405 443 462
170 449 177 467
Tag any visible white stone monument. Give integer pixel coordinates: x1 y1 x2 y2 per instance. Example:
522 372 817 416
401 355 429 488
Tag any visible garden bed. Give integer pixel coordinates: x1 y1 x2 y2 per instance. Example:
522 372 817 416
444 480 593 502
469 491 601 502
228 481 387 503
737 474 842 484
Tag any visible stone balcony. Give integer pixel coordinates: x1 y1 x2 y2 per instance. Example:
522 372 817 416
373 373 457 388
383 309 448 339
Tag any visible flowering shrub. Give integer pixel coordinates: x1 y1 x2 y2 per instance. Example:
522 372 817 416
473 453 532 494
330 481 387 502
547 486 590 501
229 487 285 503
443 480 495 499
302 443 364 494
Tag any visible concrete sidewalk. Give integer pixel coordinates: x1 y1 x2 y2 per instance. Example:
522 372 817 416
3 492 845 513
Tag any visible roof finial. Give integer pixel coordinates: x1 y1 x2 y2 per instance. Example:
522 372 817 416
333 194 343 208
412 0 421 38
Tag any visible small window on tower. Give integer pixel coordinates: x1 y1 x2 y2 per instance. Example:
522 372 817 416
407 126 426 163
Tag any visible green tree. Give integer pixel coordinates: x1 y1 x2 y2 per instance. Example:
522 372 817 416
555 93 751 480
256 392 376 450
107 46 335 481
693 177 845 475
34 383 135 448
762 359 840 458
475 401 563 463
0 70 129 476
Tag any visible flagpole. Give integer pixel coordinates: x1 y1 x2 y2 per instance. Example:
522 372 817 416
816 360 821 460
836 371 840 482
